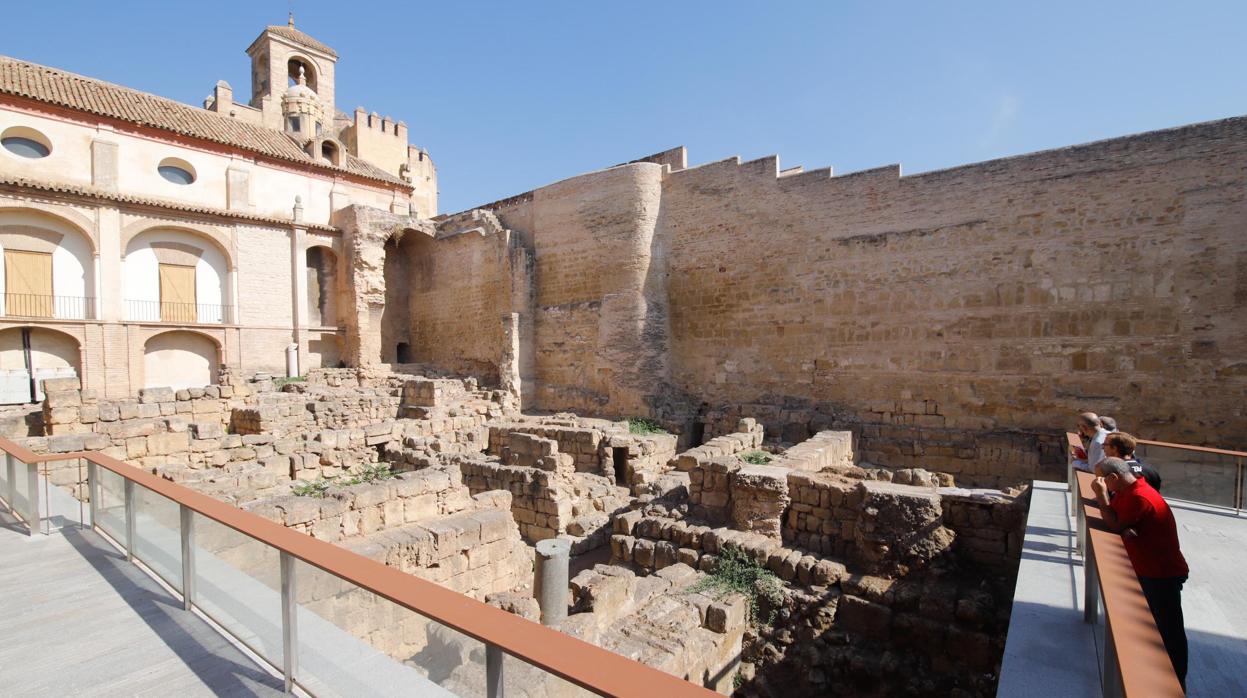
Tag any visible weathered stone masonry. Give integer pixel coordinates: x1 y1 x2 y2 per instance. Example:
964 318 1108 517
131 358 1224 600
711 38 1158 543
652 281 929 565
362 119 1247 487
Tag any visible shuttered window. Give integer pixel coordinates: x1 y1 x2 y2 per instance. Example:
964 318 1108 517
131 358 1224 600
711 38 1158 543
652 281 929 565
158 263 197 323
4 249 53 317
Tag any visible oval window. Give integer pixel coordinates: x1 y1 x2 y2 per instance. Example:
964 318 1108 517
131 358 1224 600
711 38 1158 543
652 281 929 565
157 157 196 185
1 127 52 158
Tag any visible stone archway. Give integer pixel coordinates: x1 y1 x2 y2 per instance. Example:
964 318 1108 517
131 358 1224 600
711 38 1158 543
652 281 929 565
143 330 219 390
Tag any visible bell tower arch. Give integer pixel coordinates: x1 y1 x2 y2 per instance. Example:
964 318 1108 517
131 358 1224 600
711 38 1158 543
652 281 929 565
245 14 338 130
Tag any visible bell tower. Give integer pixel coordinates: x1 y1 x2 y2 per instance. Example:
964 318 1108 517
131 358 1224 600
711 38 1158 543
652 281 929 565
245 14 337 131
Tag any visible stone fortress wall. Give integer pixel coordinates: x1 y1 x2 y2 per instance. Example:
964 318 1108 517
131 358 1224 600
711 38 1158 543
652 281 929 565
350 117 1247 486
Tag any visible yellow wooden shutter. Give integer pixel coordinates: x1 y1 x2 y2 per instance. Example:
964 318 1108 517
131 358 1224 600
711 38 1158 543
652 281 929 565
4 249 53 317
159 263 197 323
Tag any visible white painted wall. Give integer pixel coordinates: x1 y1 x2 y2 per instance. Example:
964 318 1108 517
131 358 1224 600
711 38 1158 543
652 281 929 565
0 210 93 319
124 230 226 322
143 331 217 389
1 104 402 224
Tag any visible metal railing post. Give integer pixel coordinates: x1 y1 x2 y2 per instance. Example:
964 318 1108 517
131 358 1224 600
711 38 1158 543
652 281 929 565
180 504 195 611
5 453 15 510
486 643 505 698
1236 457 1244 515
1102 619 1123 698
26 460 41 535
124 479 135 561
1076 494 1087 557
1083 546 1099 624
280 551 298 693
87 461 98 528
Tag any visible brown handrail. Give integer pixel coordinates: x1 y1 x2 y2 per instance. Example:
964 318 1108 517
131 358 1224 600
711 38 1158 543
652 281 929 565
1135 438 1247 459
4 440 714 698
1064 431 1246 459
1075 470 1185 697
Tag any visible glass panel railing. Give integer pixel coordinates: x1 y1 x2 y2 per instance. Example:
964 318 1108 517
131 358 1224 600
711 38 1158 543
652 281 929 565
11 455 31 524
503 654 597 698
95 466 127 543
1134 443 1240 508
133 487 182 590
191 511 284 668
292 559 485 698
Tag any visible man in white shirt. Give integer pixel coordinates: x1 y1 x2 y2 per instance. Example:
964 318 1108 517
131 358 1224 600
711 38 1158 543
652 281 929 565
1073 412 1108 473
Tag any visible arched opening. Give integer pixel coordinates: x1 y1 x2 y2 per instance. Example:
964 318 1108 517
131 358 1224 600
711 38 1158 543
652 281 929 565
396 342 412 363
320 141 338 165
0 326 80 403
380 230 429 363
143 331 218 390
0 210 96 320
252 52 269 99
305 246 337 326
287 57 317 92
124 228 229 324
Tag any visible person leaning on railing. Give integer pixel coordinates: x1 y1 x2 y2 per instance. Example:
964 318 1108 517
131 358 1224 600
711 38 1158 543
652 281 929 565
1072 412 1108 473
1091 457 1190 690
1101 431 1162 492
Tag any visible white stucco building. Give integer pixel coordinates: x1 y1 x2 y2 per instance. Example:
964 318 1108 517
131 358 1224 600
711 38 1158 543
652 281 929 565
0 19 437 401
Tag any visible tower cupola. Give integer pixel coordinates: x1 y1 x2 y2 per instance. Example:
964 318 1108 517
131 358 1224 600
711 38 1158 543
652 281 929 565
281 66 323 139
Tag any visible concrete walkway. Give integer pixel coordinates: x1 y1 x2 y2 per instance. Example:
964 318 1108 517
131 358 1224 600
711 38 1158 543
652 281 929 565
1000 481 1247 697
0 473 463 698
1173 500 1247 697
997 480 1099 697
0 507 285 696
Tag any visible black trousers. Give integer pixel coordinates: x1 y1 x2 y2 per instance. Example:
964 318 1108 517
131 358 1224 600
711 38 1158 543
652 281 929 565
1138 575 1188 689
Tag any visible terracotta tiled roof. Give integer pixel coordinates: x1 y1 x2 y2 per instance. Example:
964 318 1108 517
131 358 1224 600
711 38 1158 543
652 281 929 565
0 56 407 188
262 25 338 58
0 174 339 231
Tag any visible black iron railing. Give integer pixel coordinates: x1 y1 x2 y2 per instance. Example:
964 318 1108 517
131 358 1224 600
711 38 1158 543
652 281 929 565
0 293 96 320
124 299 232 324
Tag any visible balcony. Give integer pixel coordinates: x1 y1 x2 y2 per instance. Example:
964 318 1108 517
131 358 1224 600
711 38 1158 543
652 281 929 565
125 299 233 325
0 293 96 320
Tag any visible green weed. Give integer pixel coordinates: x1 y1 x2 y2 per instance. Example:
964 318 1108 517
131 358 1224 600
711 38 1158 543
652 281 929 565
689 546 786 625
627 417 668 435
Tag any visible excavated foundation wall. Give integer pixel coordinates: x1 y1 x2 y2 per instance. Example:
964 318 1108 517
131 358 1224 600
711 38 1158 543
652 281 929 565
607 424 1029 696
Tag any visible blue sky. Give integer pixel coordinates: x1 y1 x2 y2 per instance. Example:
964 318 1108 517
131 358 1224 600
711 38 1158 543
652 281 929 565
5 1 1245 213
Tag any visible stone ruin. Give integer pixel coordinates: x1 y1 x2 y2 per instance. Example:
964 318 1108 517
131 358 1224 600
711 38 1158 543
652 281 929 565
13 367 1031 697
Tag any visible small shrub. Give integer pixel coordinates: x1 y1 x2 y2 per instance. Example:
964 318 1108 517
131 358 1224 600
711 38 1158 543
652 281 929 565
274 375 307 388
341 463 398 486
741 450 773 465
291 478 331 498
689 546 786 625
627 417 668 435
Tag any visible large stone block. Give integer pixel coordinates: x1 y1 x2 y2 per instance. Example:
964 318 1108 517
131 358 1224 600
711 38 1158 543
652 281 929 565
139 387 175 404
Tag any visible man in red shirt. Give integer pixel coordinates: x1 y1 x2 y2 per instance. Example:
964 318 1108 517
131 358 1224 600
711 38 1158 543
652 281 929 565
1092 457 1189 689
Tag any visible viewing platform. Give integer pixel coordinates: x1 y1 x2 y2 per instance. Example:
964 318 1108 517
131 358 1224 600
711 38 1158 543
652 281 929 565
0 506 285 696
0 441 714 698
999 437 1247 697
